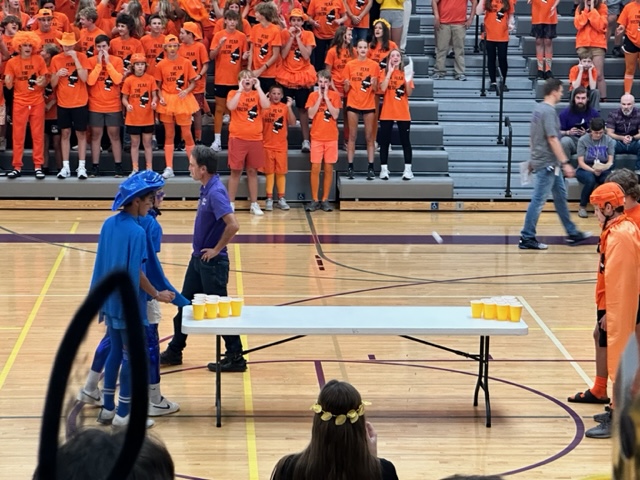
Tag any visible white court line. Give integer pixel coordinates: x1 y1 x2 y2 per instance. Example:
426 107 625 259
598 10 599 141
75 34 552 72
519 296 592 386
0 294 498 299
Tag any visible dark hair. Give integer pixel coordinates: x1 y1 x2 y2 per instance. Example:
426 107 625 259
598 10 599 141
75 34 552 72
255 1 277 23
116 13 135 34
191 145 218 174
573 85 588 98
330 26 354 60
542 78 563 97
40 0 54 7
590 117 605 131
608 168 640 200
577 0 602 13
269 83 284 94
370 19 391 51
1 15 21 27
270 380 382 480
147 13 163 24
94 34 110 46
42 42 60 56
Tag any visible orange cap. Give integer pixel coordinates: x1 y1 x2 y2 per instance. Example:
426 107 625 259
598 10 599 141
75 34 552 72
164 34 179 45
36 8 53 19
591 182 626 209
57 32 78 46
182 21 202 40
288 8 307 21
130 53 147 64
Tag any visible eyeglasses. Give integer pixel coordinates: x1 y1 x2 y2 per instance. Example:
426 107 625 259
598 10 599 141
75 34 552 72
156 191 165 199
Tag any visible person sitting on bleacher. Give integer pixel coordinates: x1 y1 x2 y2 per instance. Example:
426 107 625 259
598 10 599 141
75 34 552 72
569 51 600 110
615 0 640 96
559 86 600 161
606 94 640 173
576 117 614 218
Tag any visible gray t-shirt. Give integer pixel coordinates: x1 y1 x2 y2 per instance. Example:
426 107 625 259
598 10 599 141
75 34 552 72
530 102 561 170
577 134 615 166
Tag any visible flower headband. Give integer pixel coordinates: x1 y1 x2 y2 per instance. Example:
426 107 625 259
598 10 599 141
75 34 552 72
310 401 371 425
373 18 390 30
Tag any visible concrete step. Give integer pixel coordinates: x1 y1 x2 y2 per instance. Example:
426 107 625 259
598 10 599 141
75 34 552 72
514 0 574 16
522 36 615 58
515 15 577 37
535 79 628 101
337 174 454 200
431 77 533 90
527 57 625 79
441 121 529 138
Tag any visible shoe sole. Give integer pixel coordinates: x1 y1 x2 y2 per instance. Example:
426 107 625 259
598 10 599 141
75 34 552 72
148 405 180 417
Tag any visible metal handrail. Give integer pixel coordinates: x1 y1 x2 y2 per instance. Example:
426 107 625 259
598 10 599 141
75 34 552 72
474 15 480 53
480 35 487 97
496 69 505 145
504 116 513 198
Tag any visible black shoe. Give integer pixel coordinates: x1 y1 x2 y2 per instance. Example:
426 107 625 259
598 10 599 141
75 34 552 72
207 354 247 373
488 83 497 92
536 70 545 80
305 200 320 212
518 237 548 250
612 46 624 58
159 348 183 366
7 169 21 179
195 140 203 146
114 163 124 178
565 231 592 246
177 140 186 151
447 50 455 59
347 165 354 179
367 165 375 180
544 70 554 80
35 169 45 180
89 164 100 178
501 84 509 92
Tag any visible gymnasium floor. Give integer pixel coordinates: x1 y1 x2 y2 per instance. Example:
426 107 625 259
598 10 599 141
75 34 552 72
0 206 613 479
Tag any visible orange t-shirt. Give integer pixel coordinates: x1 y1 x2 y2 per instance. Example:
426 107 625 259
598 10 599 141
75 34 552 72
0 11 31 29
249 22 282 78
141 33 165 75
78 27 108 60
34 28 63 50
367 39 397 69
4 54 48 105
484 0 515 42
213 16 252 36
345 0 370 28
55 0 76 24
116 0 151 15
305 89 341 142
378 69 412 121
110 36 144 70
87 55 125 112
178 41 209 94
122 73 157 126
2 34 17 58
227 89 263 140
280 29 315 73
568 65 599 91
50 51 90 108
262 102 289 150
531 0 557 25
627 204 640 228
31 11 72 33
343 58 379 110
43 81 57 120
307 0 344 39
324 45 353 88
154 56 197 94
96 2 116 35
211 29 248 85
619 2 640 47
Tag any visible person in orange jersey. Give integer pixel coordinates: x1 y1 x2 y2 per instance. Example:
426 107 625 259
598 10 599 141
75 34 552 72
616 0 640 95
276 8 316 153
304 69 340 212
248 2 281 92
574 0 608 102
0 15 21 59
213 0 252 36
367 18 395 151
343 38 379 180
226 69 270 215
209 9 249 152
141 13 166 76
50 31 91 179
110 13 144 70
4 31 48 179
154 34 199 178
262 84 296 211
39 0 71 33
477 0 516 92
0 0 31 30
87 34 125 177
307 0 346 71
579 182 640 439
275 0 303 29
33 8 62 50
529 0 559 79
178 21 209 146
344 0 372 44
122 53 158 174
608 169 640 225
41 42 62 174
324 25 353 149
77 7 107 60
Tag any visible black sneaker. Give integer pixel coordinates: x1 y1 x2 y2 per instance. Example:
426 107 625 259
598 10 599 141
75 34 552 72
537 70 545 79
195 139 203 146
320 200 333 212
177 140 186 151
306 200 320 212
207 354 247 373
114 163 124 178
612 46 624 58
89 164 100 178
565 231 592 246
35 169 45 180
447 50 455 59
518 237 548 250
502 84 509 92
7 169 21 179
367 165 375 180
488 83 497 92
159 348 183 366
544 70 554 79
347 165 354 179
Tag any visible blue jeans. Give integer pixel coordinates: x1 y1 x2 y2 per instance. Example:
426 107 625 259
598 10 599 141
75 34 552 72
351 27 368 45
614 140 640 170
575 167 611 207
521 166 579 240
168 255 242 355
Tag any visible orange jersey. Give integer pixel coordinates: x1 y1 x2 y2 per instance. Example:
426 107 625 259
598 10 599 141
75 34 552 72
277 0 303 28
530 0 557 25
34 28 62 50
211 29 248 85
213 16 252 36
305 89 341 141
344 0 370 28
568 65 599 90
178 41 209 94
280 29 315 72
109 36 144 69
344 58 379 110
122 73 157 126
378 69 412 121
483 0 516 42
627 204 640 228
367 39 397 69
141 33 165 75
619 2 640 47
55 0 76 25
5 54 48 105
227 89 263 140
43 80 57 120
96 2 116 34
249 23 282 78
87 56 125 112
50 51 90 108
31 11 72 33
2 34 17 58
574 3 608 49
307 0 344 39
154 56 197 94
324 45 353 88
262 102 289 150
78 27 108 60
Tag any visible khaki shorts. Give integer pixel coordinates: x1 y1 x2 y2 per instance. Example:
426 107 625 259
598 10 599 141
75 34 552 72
0 103 6 126
577 47 606 57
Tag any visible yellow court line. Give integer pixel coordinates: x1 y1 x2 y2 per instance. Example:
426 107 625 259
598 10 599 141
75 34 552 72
0 221 79 391
235 244 259 480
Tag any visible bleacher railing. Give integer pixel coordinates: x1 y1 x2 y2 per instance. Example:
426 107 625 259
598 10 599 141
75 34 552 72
504 116 513 198
479 38 506 146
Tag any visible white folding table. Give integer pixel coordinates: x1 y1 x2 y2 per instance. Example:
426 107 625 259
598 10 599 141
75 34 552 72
182 305 529 428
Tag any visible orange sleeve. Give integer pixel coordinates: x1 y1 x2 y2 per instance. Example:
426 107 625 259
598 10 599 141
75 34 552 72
87 59 102 86
568 65 578 84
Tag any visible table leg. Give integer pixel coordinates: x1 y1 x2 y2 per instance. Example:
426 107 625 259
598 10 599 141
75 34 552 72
216 335 222 428
473 336 492 428
473 336 484 407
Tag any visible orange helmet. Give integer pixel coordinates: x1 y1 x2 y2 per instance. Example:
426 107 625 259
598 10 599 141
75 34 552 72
590 182 626 210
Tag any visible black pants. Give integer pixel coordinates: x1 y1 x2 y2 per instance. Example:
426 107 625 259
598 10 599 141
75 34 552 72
313 38 332 72
486 40 508 84
378 120 412 165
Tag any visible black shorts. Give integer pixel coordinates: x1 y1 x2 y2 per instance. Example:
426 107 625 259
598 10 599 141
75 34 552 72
530 24 557 40
623 36 640 54
57 105 89 131
597 300 640 348
45 119 60 135
215 84 235 99
347 106 375 115
283 86 312 110
258 77 276 94
127 125 155 135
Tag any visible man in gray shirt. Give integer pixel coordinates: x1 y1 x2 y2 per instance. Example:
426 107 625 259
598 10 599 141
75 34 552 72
519 78 590 250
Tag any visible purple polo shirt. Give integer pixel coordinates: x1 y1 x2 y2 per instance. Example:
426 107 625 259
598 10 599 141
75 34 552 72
192 174 234 257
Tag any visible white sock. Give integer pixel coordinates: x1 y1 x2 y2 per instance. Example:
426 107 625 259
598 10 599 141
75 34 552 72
63 160 70 169
149 383 162 404
230 202 235 212
215 133 221 143
84 370 101 392
79 160 86 169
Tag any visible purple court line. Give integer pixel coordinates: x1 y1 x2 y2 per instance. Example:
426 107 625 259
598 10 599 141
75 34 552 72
314 361 325 388
368 354 376 360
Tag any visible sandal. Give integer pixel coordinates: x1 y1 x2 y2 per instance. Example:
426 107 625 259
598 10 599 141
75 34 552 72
567 389 610 404
7 169 21 179
35 169 45 180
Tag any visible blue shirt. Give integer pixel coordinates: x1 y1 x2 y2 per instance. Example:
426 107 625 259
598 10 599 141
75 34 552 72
192 174 233 258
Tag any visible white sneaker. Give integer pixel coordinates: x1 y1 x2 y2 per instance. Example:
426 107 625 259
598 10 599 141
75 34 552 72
402 165 414 180
129 169 139 177
379 165 390 180
301 139 311 153
265 198 273 211
77 166 88 180
112 414 155 430
148 396 180 417
57 166 71 179
210 139 222 152
222 114 230 125
77 387 102 407
230 201 235 212
277 197 290 210
250 202 264 216
97 407 116 425
71 144 79 151
162 167 175 179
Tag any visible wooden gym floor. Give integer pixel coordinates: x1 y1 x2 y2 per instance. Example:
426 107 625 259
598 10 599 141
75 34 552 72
0 205 613 479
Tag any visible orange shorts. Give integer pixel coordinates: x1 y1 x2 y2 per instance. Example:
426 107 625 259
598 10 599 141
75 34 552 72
310 140 338 164
159 113 192 126
228 137 265 171
262 148 288 174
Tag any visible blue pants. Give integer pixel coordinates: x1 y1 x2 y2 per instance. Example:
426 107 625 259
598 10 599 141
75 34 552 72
575 167 611 207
